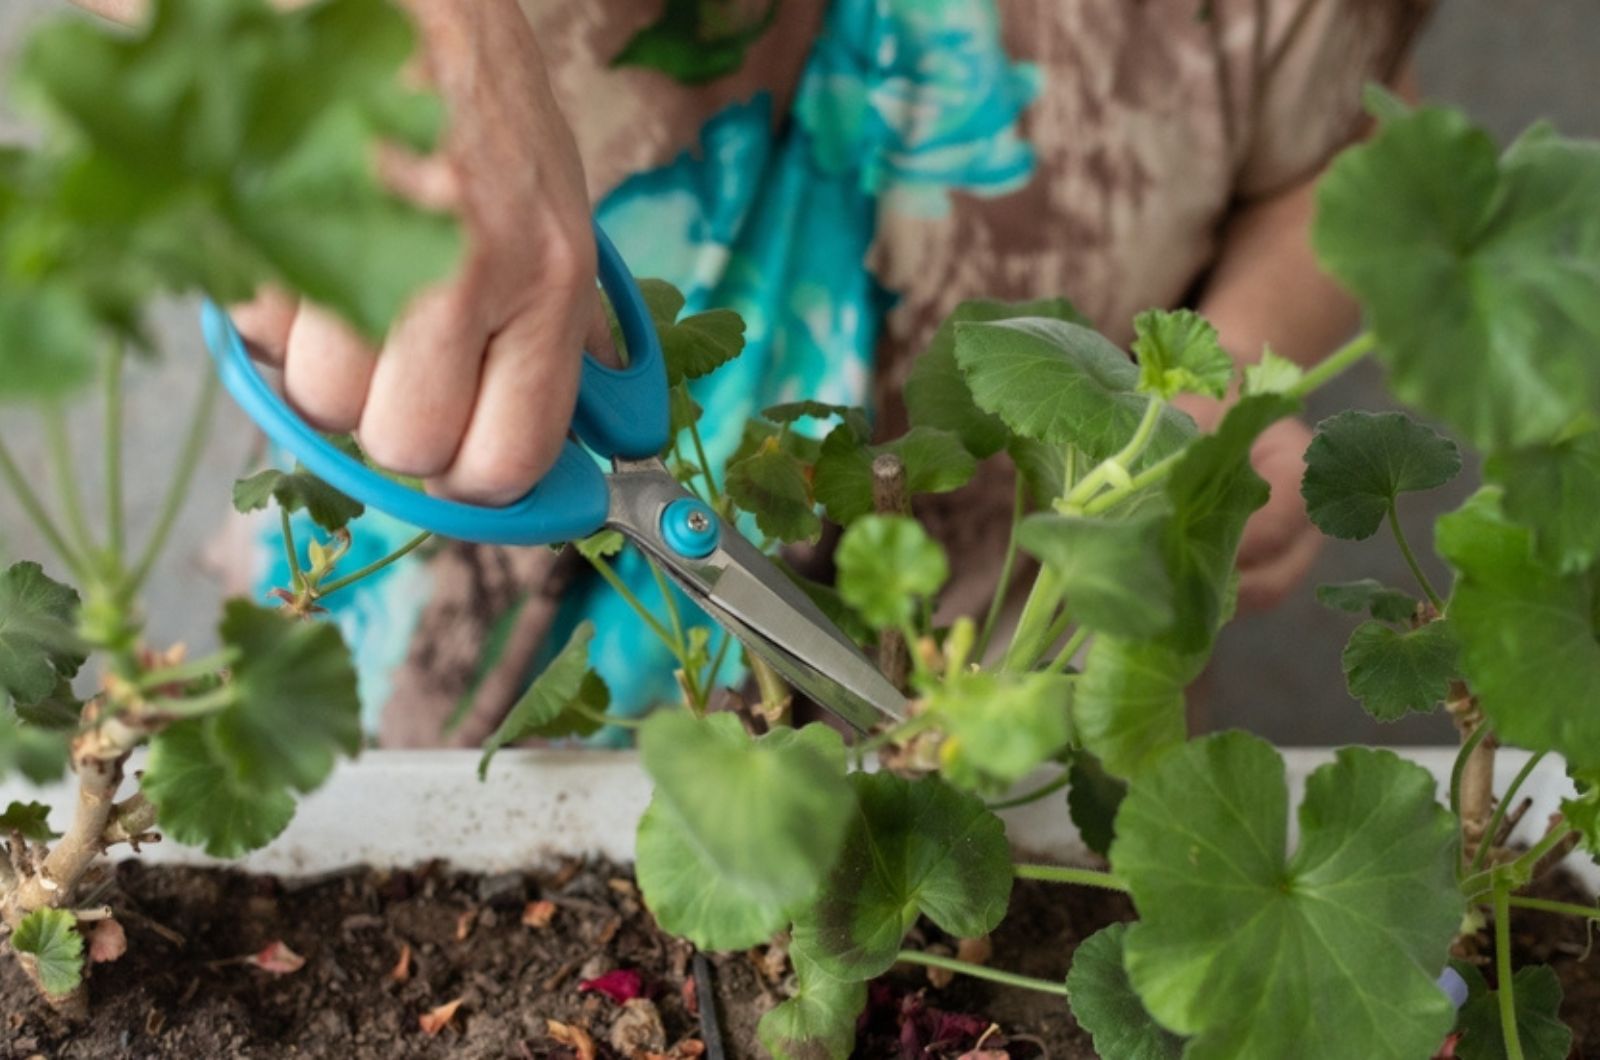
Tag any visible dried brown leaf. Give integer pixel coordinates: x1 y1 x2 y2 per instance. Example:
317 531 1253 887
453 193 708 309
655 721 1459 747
246 940 305 975
547 1018 598 1060
522 899 557 929
419 997 463 1036
454 908 477 941
390 942 412 983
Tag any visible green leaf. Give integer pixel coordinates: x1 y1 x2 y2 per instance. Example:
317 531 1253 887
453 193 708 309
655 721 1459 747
0 287 98 402
208 600 361 793
611 0 778 85
1066 751 1126 858
1314 105 1600 451
790 772 1011 981
636 278 746 384
1452 962 1572 1060
1066 923 1184 1060
667 383 702 436
1018 512 1173 639
725 439 820 544
1132 309 1233 400
835 515 948 630
762 400 871 443
1437 488 1600 767
1073 635 1203 781
1341 619 1460 721
1112 733 1463 1060
478 623 600 779
955 317 1196 463
11 908 83 998
906 297 1089 459
142 719 296 858
1316 579 1419 624
0 562 85 711
1241 348 1303 397
757 941 866 1060
18 0 461 339
0 800 58 842
0 712 69 784
575 530 624 561
233 461 364 532
1007 435 1066 507
1301 411 1461 540
924 670 1073 795
637 715 853 951
811 425 977 525
1486 426 1600 573
1155 395 1296 651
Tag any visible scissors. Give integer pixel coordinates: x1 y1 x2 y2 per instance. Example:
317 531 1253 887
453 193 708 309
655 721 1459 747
200 224 907 731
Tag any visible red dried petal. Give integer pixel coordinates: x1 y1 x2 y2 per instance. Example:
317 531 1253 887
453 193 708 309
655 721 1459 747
246 940 305 975
579 968 644 1003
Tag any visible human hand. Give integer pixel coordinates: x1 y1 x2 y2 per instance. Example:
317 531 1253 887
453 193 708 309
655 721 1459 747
1175 397 1322 612
231 0 613 504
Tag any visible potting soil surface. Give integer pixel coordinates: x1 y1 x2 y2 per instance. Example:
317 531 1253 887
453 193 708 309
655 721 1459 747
1 857 1596 1059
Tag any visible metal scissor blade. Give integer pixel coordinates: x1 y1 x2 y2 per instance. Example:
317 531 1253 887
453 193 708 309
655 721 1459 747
606 460 908 731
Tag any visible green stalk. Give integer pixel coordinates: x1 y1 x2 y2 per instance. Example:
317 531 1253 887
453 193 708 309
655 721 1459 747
1286 330 1377 399
686 416 722 505
132 372 218 590
44 404 97 563
1388 503 1445 611
571 699 644 730
135 648 241 690
647 559 689 657
1062 397 1166 510
1470 751 1547 873
1450 724 1491 820
985 772 1070 811
587 555 678 651
1506 895 1600 919
0 431 86 578
894 950 1071 998
104 345 126 565
146 684 237 719
1002 566 1064 672
1045 626 1091 675
1014 863 1129 891
1494 881 1526 1060
1507 824 1577 879
975 478 1026 662
279 510 304 590
317 531 432 599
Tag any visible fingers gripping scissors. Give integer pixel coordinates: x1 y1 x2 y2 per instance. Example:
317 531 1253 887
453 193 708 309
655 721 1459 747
200 225 907 731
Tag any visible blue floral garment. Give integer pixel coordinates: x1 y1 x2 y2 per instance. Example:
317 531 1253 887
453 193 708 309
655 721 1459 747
253 0 1038 738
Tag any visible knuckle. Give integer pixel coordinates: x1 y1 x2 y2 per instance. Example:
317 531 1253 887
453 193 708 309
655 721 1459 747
536 220 597 298
357 420 459 480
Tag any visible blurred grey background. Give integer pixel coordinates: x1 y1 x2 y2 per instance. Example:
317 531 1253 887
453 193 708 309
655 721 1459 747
1 1 1596 746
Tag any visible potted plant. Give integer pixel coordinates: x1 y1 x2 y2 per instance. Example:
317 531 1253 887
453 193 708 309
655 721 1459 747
3 0 1599 1057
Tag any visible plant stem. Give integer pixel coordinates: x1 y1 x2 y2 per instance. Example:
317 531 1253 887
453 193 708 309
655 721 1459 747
1063 397 1166 509
1471 751 1548 873
704 630 734 690
894 950 1072 998
571 699 643 730
1450 723 1490 819
648 559 689 657
135 649 241 691
1002 566 1064 672
1507 895 1600 919
132 372 218 590
279 510 304 590
985 772 1071 811
1508 824 1577 880
1493 881 1526 1060
104 345 126 566
146 684 237 718
1388 503 1444 611
317 532 432 598
1014 863 1129 891
1046 626 1091 675
1082 450 1182 516
0 432 85 579
975 477 1026 663
1286 330 1377 399
587 555 678 651
44 404 97 563
686 416 721 505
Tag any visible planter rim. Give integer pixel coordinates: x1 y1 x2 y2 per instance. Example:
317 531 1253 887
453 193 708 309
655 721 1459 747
0 745 1592 892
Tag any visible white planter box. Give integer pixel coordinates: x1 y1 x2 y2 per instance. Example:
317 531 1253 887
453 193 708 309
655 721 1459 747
1 747 1594 891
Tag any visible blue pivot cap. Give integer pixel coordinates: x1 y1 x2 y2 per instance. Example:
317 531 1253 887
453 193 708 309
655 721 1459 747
660 498 720 559
201 223 671 548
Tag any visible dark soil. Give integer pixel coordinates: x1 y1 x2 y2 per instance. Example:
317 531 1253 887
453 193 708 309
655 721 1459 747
0 856 1595 1059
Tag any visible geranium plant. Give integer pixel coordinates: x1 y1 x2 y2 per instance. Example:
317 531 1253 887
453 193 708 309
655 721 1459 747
564 96 1600 1060
0 0 460 1013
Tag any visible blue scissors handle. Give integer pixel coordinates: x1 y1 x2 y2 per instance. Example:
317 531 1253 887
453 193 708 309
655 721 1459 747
203 224 670 547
